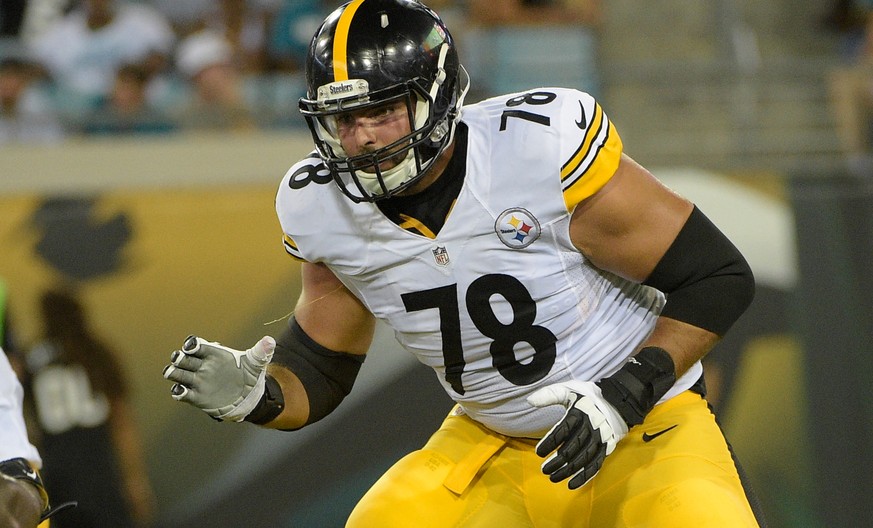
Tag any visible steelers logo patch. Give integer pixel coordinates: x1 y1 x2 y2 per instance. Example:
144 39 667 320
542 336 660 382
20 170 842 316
495 208 541 249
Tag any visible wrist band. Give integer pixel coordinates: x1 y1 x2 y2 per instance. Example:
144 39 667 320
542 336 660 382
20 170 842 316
244 374 286 425
597 346 676 427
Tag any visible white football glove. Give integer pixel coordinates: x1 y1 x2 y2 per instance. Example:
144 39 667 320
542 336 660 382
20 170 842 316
527 380 629 489
163 335 275 422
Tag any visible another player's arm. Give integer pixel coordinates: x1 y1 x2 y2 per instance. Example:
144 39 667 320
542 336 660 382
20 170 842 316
264 262 375 431
0 470 42 528
0 457 75 527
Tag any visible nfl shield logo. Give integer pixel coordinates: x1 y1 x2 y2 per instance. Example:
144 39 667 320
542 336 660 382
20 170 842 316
432 246 450 266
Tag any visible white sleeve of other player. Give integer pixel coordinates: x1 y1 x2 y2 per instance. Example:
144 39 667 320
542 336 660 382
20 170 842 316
0 349 42 467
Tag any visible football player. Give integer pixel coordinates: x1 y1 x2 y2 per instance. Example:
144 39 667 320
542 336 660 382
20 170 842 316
1 348 75 528
163 0 765 525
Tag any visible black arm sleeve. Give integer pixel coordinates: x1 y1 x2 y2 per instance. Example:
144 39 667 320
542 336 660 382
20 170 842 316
643 206 755 336
271 317 366 426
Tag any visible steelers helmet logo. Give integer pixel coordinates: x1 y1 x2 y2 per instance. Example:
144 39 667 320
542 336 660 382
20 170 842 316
495 208 541 249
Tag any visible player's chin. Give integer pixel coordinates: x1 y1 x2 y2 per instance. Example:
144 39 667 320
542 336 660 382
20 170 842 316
371 157 402 174
380 160 401 172
354 147 407 175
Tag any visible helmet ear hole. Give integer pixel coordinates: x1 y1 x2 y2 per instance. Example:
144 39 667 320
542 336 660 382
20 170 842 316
297 0 467 202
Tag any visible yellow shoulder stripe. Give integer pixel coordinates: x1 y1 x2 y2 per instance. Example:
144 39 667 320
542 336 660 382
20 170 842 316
282 234 306 261
561 102 606 182
560 104 622 211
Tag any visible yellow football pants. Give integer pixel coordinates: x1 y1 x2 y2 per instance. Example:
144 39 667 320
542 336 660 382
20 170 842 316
347 391 761 527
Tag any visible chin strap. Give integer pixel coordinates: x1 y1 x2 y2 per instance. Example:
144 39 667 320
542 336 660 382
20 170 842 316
40 501 79 522
244 374 286 425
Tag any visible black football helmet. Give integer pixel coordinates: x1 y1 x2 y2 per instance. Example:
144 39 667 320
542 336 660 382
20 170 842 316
298 0 469 202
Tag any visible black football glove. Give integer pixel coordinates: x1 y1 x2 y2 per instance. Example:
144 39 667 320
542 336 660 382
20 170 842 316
528 346 676 489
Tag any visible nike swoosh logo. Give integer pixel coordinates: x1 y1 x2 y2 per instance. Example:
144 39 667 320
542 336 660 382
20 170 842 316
575 101 587 129
642 425 678 442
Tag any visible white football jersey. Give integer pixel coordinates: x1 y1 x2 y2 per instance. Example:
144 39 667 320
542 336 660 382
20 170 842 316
276 88 702 437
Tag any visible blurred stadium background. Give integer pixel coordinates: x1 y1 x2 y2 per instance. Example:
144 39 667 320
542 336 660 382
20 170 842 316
1 0 870 527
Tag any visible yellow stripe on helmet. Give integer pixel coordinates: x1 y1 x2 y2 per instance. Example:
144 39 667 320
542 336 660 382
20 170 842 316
333 0 367 81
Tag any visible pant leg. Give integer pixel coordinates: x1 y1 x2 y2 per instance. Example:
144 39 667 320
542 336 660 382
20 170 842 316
347 408 533 528
586 391 761 527
349 392 761 527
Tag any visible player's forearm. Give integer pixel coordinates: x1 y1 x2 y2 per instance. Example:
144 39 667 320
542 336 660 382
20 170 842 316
260 365 311 430
259 318 366 430
592 318 720 432
638 317 720 377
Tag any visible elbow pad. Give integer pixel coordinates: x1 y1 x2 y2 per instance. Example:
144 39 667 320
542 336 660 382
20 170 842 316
272 317 365 426
643 206 755 336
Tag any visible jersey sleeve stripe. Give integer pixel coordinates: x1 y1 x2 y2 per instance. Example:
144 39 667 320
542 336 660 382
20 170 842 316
560 102 605 181
283 234 306 261
560 109 623 211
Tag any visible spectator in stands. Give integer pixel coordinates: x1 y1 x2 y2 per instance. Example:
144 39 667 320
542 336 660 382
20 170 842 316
0 52 65 144
147 0 212 37
26 0 176 119
0 0 28 37
465 0 602 99
174 29 257 131
151 0 279 74
828 0 873 164
825 0 872 62
6 0 73 43
266 0 325 73
205 0 279 75
468 0 600 27
82 62 176 135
